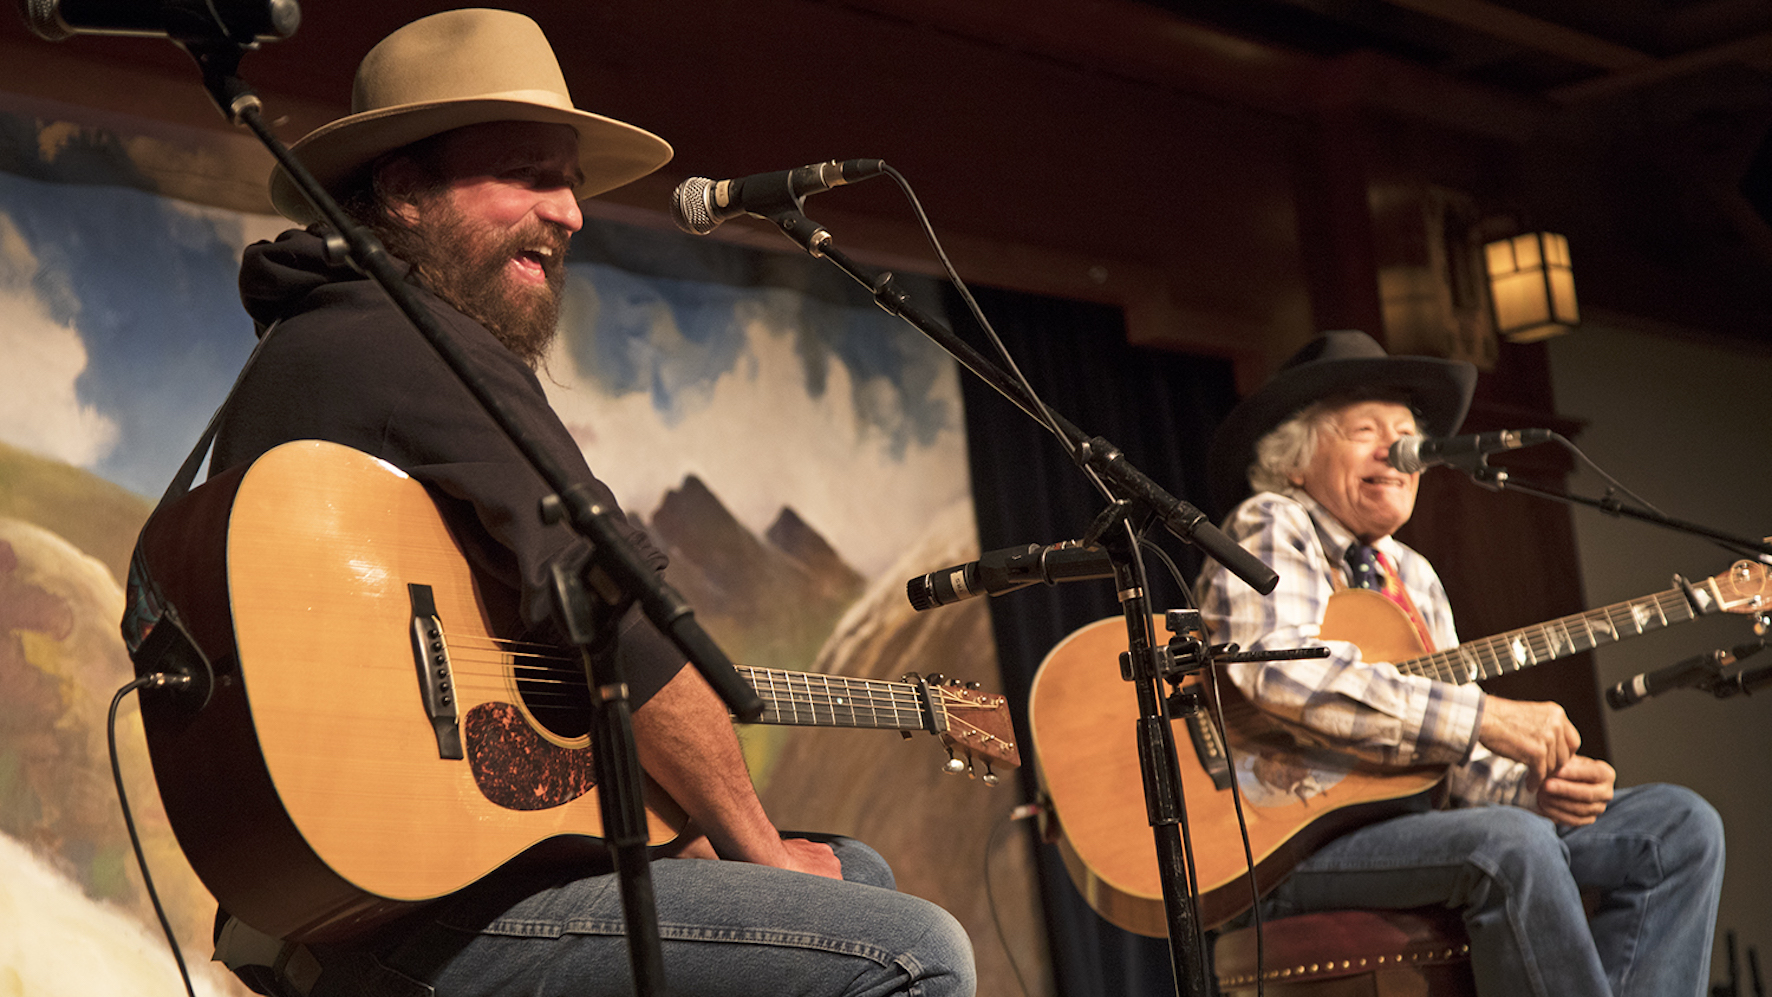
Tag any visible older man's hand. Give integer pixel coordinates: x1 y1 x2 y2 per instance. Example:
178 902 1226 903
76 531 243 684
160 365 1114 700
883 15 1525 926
1536 755 1615 826
1478 696 1580 787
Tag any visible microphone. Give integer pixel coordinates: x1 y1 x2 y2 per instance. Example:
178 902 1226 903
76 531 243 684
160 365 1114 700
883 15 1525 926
1388 428 1554 474
670 160 886 236
17 0 300 42
907 541 1114 612
1605 648 1729 709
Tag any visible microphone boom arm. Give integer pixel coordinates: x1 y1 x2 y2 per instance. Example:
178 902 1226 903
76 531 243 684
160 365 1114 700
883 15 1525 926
1462 467 1772 563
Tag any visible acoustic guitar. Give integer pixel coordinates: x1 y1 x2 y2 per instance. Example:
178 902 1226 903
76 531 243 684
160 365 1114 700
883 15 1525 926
133 439 1019 943
1029 559 1769 935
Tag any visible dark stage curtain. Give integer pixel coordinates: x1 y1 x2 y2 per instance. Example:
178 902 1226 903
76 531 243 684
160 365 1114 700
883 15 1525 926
945 284 1240 997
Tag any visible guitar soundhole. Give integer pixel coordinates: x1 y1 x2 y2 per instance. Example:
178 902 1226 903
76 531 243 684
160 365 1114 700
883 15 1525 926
516 656 595 740
464 702 597 810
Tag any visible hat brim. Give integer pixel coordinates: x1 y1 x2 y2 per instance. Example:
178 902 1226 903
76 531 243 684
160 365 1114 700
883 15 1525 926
269 96 674 224
1206 354 1476 514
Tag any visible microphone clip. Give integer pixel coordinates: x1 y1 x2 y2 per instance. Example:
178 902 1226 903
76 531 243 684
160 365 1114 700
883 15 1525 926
1082 499 1135 549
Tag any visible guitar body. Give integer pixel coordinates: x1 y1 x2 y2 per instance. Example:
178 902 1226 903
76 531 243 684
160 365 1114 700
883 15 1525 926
1029 605 1445 936
137 440 1021 944
139 441 684 943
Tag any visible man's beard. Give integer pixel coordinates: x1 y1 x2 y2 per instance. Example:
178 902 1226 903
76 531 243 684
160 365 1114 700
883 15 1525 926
379 200 570 368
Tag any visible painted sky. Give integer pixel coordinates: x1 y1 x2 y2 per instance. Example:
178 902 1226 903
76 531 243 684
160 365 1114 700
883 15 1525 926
0 170 285 493
0 160 970 578
550 260 971 576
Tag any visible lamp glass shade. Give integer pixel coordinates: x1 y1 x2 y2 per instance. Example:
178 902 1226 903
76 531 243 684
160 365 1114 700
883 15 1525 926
1485 232 1577 342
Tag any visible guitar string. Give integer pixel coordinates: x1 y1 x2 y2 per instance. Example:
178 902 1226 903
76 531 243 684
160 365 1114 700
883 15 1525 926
438 660 931 721
421 664 1000 747
1399 586 1691 685
404 622 1004 738
476 653 1012 760
739 667 995 726
445 638 927 706
426 634 941 723
422 659 995 746
367 616 1006 764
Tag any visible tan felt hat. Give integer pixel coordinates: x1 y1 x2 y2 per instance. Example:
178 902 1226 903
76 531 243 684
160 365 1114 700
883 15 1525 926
269 8 672 224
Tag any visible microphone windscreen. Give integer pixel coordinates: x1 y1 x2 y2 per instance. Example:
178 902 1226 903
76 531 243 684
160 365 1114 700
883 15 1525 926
1388 435 1428 474
670 177 718 235
18 0 73 40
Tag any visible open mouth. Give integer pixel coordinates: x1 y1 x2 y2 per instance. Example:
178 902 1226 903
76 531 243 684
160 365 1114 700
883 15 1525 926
510 245 555 281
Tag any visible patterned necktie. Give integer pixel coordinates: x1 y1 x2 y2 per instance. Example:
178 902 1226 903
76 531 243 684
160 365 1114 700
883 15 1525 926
1344 544 1436 652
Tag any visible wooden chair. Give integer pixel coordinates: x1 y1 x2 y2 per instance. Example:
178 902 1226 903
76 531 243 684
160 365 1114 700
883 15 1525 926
1214 908 1474 997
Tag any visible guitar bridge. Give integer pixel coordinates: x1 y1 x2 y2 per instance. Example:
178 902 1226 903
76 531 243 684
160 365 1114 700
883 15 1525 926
408 584 464 760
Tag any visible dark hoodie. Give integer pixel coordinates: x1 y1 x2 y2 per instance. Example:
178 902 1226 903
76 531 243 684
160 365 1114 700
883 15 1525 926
213 228 683 706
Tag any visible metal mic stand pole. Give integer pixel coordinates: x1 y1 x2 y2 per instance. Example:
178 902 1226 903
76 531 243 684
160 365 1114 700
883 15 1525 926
1099 518 1214 997
547 561 665 997
172 36 763 997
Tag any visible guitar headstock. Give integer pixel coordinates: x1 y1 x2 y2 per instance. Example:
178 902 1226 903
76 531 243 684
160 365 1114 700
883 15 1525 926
904 673 1022 784
1709 556 1772 614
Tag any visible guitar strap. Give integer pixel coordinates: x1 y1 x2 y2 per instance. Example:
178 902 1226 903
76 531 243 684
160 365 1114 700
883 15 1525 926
120 322 281 676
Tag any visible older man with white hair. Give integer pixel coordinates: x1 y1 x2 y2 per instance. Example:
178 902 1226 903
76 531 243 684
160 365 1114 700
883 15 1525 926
1195 330 1724 997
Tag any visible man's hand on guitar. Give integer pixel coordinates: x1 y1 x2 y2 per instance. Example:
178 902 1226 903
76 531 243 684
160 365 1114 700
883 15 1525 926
1477 696 1580 787
1535 755 1615 827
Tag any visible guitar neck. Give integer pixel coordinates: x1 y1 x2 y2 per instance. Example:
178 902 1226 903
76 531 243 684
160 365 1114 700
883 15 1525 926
736 666 939 732
1400 580 1711 685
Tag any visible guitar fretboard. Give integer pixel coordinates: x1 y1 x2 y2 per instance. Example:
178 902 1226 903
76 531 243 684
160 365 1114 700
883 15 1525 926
736 666 940 732
1401 583 1705 685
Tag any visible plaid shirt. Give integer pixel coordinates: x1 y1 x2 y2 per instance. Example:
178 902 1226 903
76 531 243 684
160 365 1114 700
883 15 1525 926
1195 489 1533 808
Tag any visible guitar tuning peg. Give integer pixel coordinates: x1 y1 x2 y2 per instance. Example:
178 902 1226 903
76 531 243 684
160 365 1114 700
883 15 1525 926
965 680 981 690
942 747 966 775
927 672 948 686
981 763 999 787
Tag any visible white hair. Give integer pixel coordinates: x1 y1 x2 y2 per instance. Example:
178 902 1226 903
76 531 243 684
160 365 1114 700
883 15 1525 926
1248 402 1333 495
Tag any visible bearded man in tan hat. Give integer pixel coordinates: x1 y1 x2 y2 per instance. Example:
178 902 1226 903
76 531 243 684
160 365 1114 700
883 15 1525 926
203 10 973 997
1193 331 1723 997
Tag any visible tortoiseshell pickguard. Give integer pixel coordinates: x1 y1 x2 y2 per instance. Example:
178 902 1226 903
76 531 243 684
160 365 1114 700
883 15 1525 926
464 702 597 811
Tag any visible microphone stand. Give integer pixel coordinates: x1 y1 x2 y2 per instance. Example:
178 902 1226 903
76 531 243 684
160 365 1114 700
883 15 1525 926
1461 465 1772 561
168 33 761 997
756 207 1276 997
1101 519 1214 997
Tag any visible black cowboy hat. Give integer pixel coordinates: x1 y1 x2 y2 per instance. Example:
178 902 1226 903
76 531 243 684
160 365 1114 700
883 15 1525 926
1205 330 1477 513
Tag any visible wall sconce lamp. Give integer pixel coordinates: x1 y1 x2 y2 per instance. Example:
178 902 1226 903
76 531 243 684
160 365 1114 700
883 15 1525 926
1485 232 1578 342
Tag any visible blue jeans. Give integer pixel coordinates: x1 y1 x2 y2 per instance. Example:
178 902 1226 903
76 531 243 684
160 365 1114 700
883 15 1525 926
1245 784 1724 997
308 838 975 997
